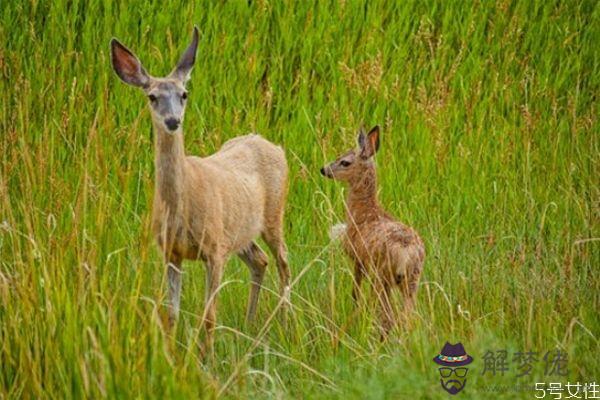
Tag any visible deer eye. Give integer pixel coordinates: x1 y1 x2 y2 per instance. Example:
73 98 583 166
340 160 351 167
148 94 157 102
182 92 188 100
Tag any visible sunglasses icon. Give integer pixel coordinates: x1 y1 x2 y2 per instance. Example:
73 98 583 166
439 367 468 378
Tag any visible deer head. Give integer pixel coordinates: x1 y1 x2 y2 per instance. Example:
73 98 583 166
320 125 380 182
110 27 199 133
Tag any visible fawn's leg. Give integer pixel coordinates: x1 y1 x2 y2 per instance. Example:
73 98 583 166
166 257 183 327
403 281 416 314
403 291 416 325
238 241 269 323
375 277 395 340
403 274 422 328
399 266 422 323
352 261 364 303
202 257 224 357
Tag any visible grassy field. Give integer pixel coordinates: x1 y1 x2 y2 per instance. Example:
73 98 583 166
1 0 598 398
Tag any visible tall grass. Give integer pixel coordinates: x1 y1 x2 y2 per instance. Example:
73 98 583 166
1 0 598 398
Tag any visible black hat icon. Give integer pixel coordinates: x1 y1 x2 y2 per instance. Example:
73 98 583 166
433 342 474 367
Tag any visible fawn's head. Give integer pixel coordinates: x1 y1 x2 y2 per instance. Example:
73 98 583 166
110 27 199 133
320 125 380 182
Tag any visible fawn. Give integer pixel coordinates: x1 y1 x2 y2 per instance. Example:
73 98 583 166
321 126 425 337
110 27 291 353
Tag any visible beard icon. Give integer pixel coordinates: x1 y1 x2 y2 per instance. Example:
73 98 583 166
440 373 467 395
433 342 474 395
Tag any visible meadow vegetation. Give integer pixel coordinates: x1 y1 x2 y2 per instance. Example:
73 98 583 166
0 1 598 398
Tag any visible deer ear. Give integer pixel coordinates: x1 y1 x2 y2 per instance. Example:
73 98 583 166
360 125 380 159
357 126 367 149
368 125 380 153
171 26 199 83
110 39 150 88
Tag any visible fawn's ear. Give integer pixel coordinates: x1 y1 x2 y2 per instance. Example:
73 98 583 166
357 126 367 150
359 125 380 159
171 26 199 84
110 39 150 88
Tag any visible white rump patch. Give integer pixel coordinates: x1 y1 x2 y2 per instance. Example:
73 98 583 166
329 223 347 241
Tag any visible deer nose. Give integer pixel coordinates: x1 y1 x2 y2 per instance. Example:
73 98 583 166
165 118 180 131
320 167 326 176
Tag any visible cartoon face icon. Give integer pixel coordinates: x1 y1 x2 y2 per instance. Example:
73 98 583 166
433 342 474 395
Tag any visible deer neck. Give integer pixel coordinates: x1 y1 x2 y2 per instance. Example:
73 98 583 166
154 123 186 215
346 165 380 225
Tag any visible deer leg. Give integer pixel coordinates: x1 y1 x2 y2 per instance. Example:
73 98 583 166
202 257 224 357
404 275 422 328
375 277 395 341
352 261 364 304
166 258 182 327
238 241 268 323
263 231 291 309
398 268 421 324
403 290 415 323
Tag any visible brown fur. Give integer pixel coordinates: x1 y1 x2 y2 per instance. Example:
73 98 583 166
322 126 425 337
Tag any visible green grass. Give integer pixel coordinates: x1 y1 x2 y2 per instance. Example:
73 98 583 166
1 0 598 398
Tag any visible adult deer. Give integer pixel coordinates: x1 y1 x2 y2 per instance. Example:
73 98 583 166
110 27 291 353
